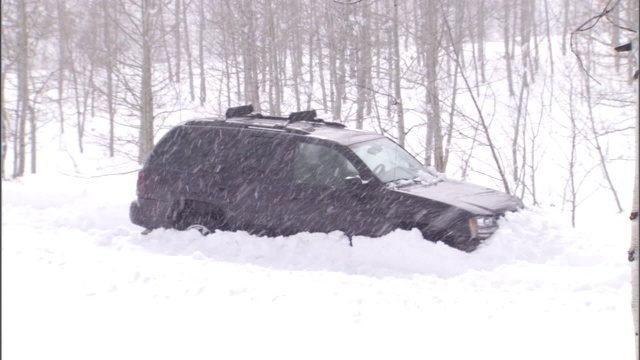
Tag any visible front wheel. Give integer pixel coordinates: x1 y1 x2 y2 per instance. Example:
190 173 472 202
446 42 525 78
185 224 212 236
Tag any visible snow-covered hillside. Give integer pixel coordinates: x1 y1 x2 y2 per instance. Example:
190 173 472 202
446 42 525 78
1 152 636 360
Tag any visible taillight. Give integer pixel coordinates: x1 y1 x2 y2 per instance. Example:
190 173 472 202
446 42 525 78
136 171 147 197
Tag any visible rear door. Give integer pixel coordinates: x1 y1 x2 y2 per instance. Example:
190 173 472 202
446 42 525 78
221 130 295 235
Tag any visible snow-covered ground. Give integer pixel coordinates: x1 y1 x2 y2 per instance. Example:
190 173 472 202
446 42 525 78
1 150 636 360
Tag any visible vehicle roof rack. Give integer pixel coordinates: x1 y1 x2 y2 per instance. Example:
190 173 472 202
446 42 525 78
185 105 346 132
288 110 317 123
226 104 254 118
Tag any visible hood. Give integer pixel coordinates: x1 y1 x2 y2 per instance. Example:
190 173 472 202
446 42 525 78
393 179 524 215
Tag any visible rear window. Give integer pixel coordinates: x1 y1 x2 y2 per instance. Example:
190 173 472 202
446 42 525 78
145 126 221 170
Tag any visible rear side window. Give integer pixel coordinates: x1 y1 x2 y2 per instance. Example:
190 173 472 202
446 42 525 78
231 133 294 181
146 126 220 170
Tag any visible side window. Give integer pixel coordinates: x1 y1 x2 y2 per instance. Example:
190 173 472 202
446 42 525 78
147 127 218 170
293 142 358 187
236 136 286 178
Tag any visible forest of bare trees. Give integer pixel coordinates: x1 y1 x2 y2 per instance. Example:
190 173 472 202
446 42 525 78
1 0 638 224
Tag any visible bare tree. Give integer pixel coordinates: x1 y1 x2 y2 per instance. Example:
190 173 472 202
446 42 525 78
102 0 117 157
197 0 206 105
182 0 195 102
55 0 69 135
503 0 515 97
355 1 371 130
15 0 30 177
110 0 171 163
424 0 443 170
392 0 405 147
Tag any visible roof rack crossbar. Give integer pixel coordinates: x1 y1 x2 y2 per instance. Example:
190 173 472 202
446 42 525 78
226 104 254 119
288 110 317 123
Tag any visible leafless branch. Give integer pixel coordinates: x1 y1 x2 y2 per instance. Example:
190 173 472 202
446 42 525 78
605 16 638 33
570 0 622 85
333 0 365 4
60 168 140 179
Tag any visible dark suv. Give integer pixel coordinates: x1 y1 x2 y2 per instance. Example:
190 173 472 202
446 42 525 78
130 105 523 252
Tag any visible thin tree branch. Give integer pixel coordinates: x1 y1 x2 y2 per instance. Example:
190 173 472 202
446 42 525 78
570 0 622 85
333 0 365 4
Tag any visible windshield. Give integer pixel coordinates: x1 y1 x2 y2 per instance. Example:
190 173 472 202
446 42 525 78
349 138 439 184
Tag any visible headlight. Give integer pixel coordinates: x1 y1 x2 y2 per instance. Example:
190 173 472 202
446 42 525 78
476 216 497 227
469 215 499 239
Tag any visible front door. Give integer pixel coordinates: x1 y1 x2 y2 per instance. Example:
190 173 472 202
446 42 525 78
282 141 382 238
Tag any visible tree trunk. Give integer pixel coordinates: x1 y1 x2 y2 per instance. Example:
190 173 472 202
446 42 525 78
266 0 280 114
543 0 554 75
182 0 195 102
503 0 515 96
56 0 67 135
159 2 173 83
512 71 528 190
29 104 36 174
198 0 206 105
478 0 486 83
561 0 569 56
290 2 301 111
568 87 577 227
240 0 260 111
630 73 639 360
328 13 338 120
69 58 84 153
443 60 460 170
317 12 327 112
427 0 443 171
15 0 29 177
104 0 115 157
174 0 181 82
355 4 371 130
1 68 9 179
139 0 155 164
392 0 405 147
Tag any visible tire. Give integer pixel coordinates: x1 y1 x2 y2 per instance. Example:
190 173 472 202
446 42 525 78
185 224 212 236
173 201 225 235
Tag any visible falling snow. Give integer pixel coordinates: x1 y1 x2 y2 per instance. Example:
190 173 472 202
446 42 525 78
1 153 636 360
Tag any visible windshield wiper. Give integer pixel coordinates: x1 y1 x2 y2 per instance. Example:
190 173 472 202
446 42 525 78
385 178 420 188
414 175 444 186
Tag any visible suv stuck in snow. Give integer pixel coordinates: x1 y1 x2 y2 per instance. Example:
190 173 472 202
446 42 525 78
130 105 523 252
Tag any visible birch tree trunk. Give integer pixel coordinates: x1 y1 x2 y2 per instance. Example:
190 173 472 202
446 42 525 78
139 0 155 164
1 67 9 179
56 0 67 135
182 0 194 102
630 71 639 360
103 0 115 157
355 3 371 130
174 0 181 83
198 0 206 105
503 0 515 97
477 0 486 83
265 0 281 115
15 0 29 177
392 0 405 147
426 0 442 170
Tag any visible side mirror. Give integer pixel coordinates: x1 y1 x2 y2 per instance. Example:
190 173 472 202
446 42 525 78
344 175 369 189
